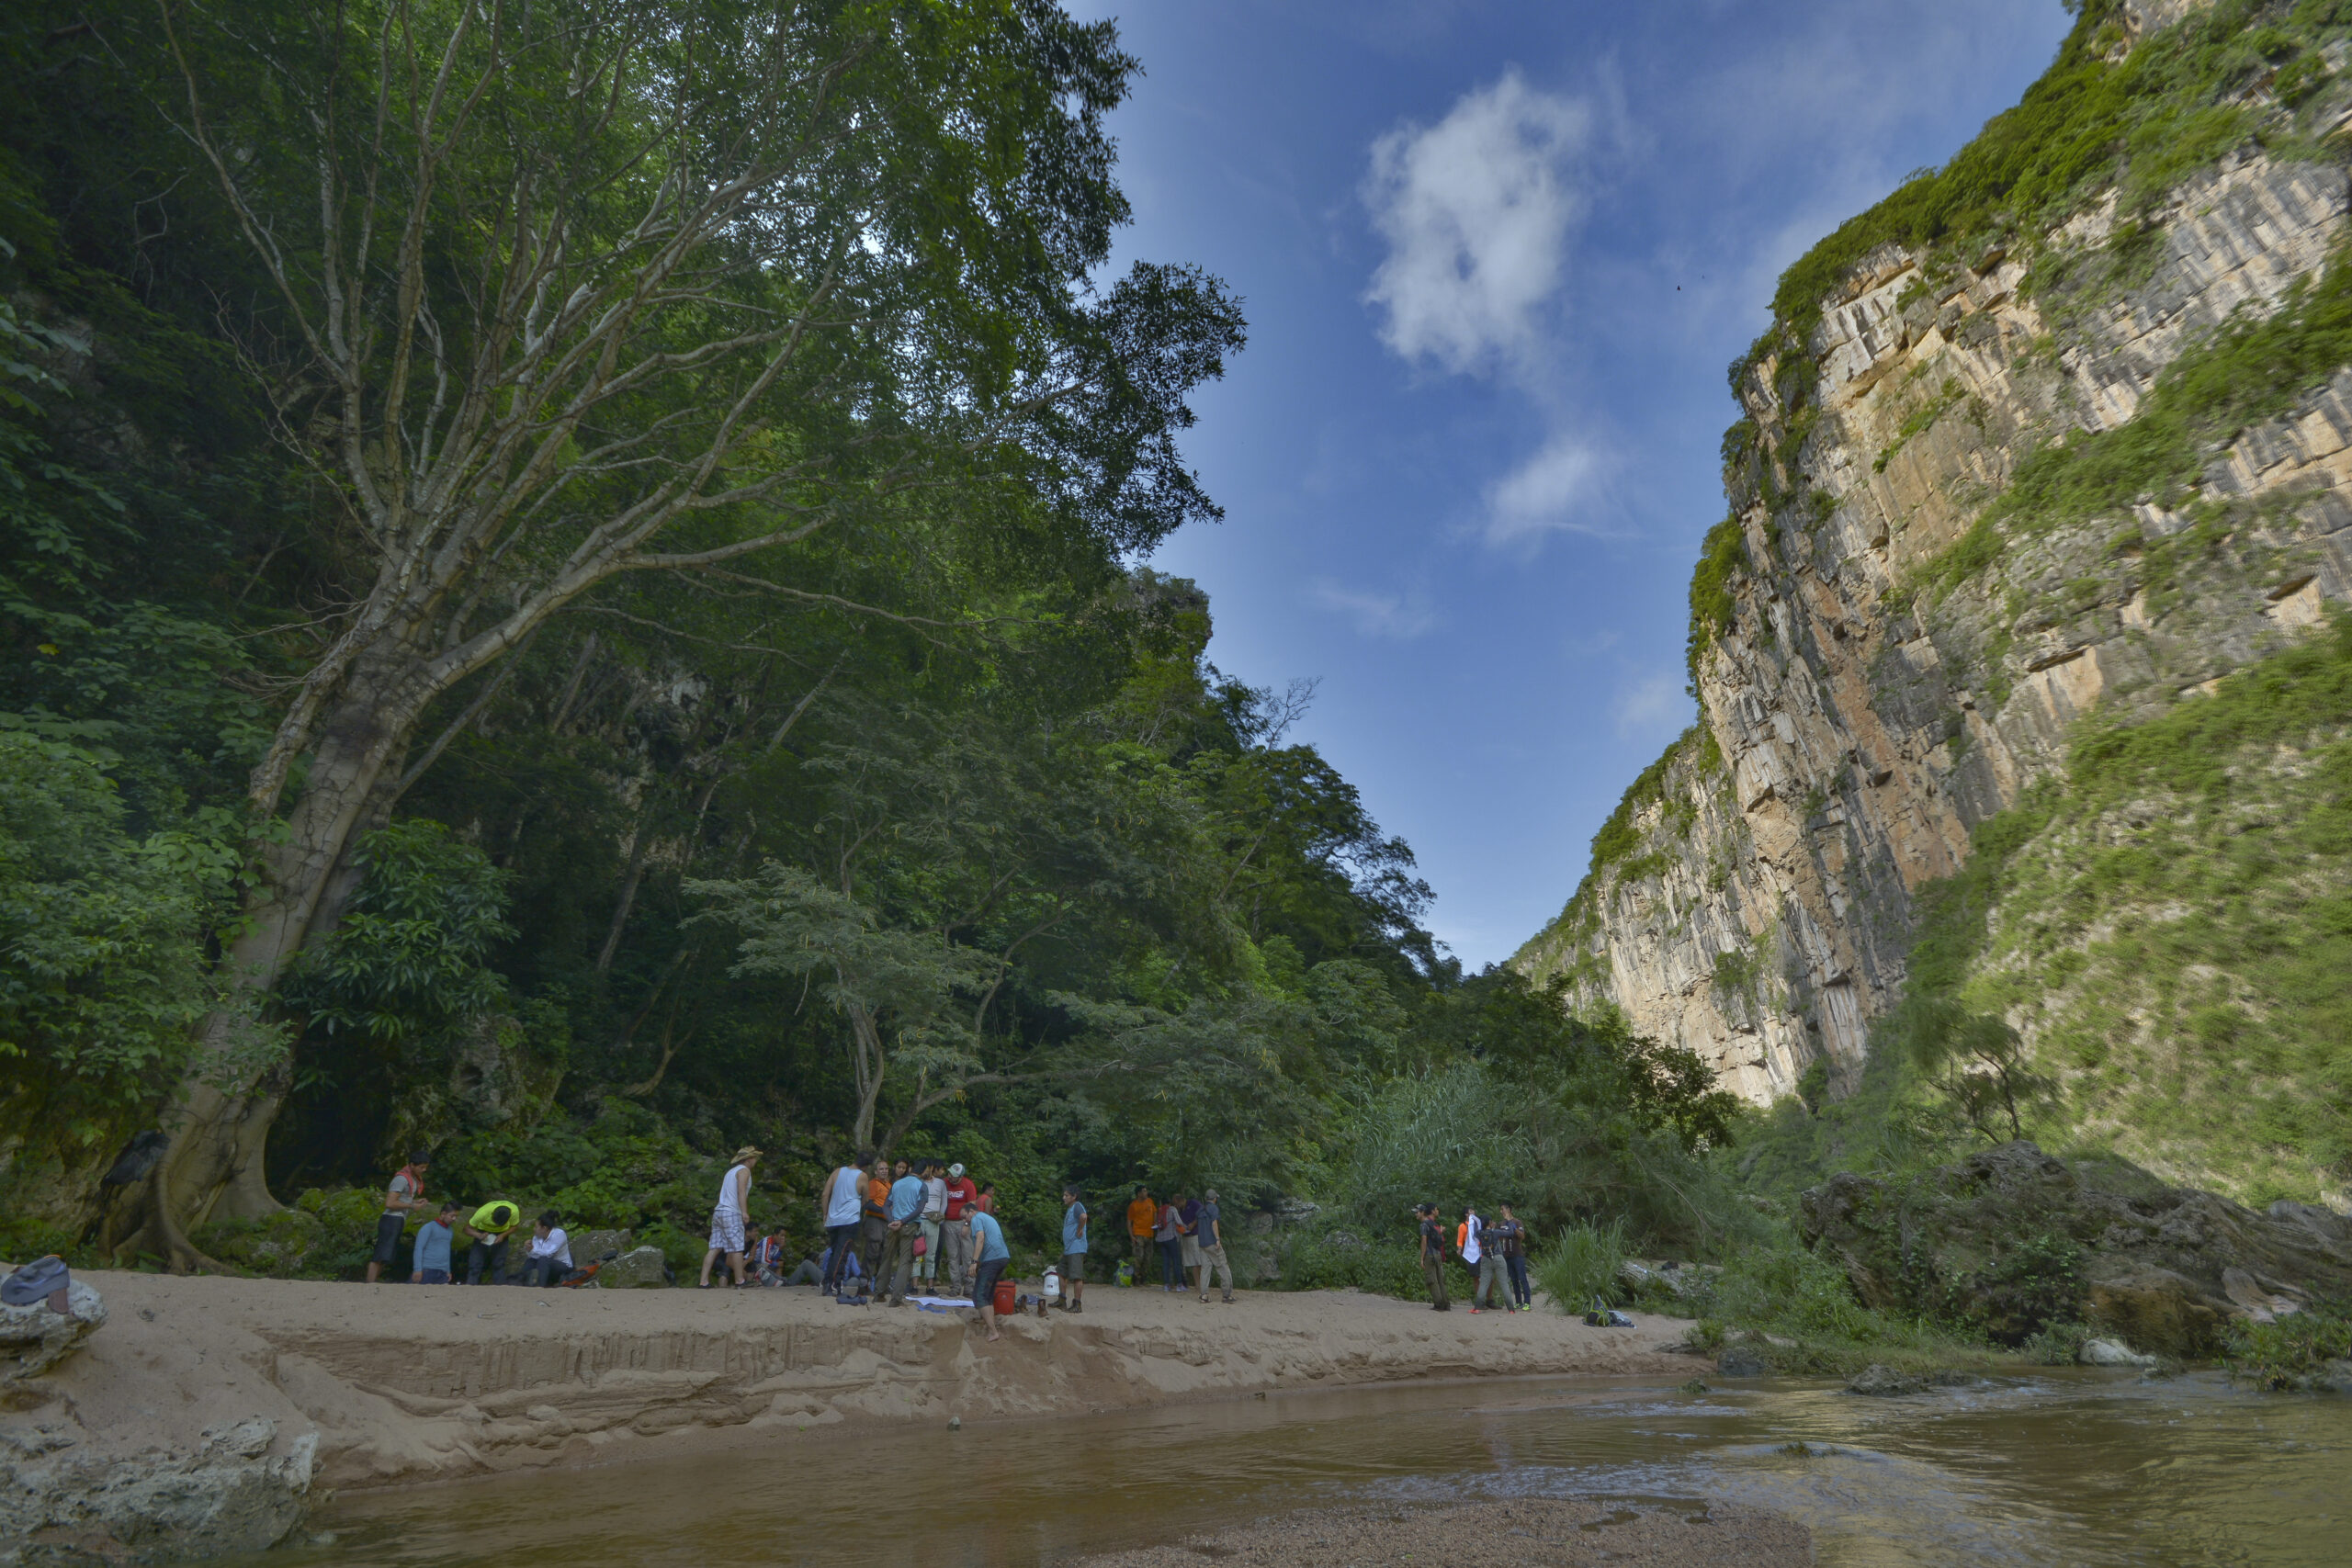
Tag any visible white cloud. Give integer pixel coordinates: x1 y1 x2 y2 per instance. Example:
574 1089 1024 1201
1309 578 1439 639
1612 669 1690 739
1483 433 1608 546
1363 71 1591 374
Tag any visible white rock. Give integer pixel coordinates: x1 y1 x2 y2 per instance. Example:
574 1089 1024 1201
2077 1337 2158 1369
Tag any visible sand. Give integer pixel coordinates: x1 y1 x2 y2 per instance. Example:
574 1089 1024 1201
1077 1499 1812 1568
11 1272 1699 1497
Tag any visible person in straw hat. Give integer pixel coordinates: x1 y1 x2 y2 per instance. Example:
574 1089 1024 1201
700 1145 763 1288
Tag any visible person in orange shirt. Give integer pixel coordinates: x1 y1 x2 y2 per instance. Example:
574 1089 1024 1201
1125 1185 1158 1285
860 1158 891 1289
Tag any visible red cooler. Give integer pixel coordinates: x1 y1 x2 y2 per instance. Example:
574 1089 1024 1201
993 1279 1018 1316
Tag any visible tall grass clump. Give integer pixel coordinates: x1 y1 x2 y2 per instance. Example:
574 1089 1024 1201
1535 1217 1628 1312
1337 1064 1532 1229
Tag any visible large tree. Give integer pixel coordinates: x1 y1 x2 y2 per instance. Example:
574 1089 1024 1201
119 0 1241 1261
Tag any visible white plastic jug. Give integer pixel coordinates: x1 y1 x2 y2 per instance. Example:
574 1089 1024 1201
1041 1266 1061 1303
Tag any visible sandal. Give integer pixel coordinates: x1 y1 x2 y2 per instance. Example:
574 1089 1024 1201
1199 1292 1210 1303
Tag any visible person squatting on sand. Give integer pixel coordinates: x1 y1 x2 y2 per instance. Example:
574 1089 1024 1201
523 1212 572 1287
464 1199 523 1285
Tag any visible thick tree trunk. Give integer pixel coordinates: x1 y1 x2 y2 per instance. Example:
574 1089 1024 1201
123 647 433 1266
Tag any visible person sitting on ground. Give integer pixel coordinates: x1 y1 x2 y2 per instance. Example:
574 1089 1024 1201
940 1162 978 1296
700 1145 761 1288
412 1201 458 1284
523 1210 572 1287
967 1201 1012 1343
1492 1202 1532 1312
1126 1184 1157 1285
1417 1202 1451 1312
368 1150 431 1284
1058 1185 1088 1314
1195 1189 1237 1304
463 1198 522 1285
1155 1191 1185 1291
782 1250 826 1287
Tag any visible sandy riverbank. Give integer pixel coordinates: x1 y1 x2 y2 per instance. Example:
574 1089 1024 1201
3 1269 1699 1559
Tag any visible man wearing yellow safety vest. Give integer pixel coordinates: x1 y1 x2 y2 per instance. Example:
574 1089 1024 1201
463 1198 524 1285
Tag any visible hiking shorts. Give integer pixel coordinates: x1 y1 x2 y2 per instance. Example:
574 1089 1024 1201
417 1269 450 1285
708 1210 745 1254
973 1258 1008 1310
1180 1235 1204 1268
371 1213 406 1265
1059 1251 1086 1282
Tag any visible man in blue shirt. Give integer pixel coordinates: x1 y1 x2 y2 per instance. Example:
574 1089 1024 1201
876 1163 928 1305
411 1202 458 1284
1058 1185 1088 1314
967 1203 1011 1342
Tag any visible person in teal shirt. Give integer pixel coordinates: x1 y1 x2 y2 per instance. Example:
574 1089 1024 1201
1058 1185 1088 1314
411 1202 457 1283
967 1206 1010 1341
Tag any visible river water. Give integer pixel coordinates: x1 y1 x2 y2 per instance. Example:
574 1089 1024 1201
258 1370 2348 1567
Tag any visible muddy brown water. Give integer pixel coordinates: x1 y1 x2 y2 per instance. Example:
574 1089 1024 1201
243 1370 2347 1567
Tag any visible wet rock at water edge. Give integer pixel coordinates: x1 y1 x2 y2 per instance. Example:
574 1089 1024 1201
1845 1364 1928 1396
594 1246 672 1288
0 1416 317 1561
2076 1337 2158 1369
1716 1346 1770 1377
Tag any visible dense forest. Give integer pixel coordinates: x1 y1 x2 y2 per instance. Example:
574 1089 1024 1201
0 0 1739 1281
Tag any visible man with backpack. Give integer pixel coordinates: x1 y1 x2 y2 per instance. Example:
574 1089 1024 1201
1416 1202 1451 1311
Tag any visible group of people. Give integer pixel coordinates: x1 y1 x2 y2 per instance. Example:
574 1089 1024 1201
1122 1186 1238 1303
365 1151 580 1287
1414 1201 1531 1313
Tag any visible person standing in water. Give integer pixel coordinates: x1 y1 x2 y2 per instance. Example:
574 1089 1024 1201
699 1145 760 1288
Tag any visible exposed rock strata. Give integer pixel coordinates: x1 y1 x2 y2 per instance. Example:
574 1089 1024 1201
1518 141 2352 1108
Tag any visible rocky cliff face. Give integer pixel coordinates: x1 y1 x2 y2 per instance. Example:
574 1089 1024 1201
1517 1 2352 1175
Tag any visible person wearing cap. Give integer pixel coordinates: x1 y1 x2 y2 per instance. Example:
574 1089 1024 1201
367 1150 431 1284
700 1145 762 1288
940 1162 977 1296
463 1198 524 1285
1194 1189 1237 1304
1416 1202 1451 1311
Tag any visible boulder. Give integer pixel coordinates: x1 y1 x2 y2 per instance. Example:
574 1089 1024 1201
193 1208 327 1277
1845 1364 1927 1396
0 1416 315 1559
1715 1346 1770 1377
1 1274 106 1384
1797 1141 2352 1358
594 1246 672 1288
2077 1337 2158 1369
567 1229 632 1267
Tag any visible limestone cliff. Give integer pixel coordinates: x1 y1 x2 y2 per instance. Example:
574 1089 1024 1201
1517 0 2352 1198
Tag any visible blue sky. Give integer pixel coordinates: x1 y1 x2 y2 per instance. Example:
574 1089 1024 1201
1080 0 2075 967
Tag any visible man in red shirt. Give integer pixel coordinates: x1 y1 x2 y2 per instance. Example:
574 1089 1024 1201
939 1161 978 1297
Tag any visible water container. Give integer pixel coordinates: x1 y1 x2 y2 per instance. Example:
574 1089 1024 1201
992 1278 1017 1316
1042 1267 1061 1303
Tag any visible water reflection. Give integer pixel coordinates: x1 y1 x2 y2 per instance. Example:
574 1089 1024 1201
247 1371 2348 1568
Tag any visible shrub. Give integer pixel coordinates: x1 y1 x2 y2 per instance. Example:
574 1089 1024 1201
2225 1301 2352 1390
1535 1218 1629 1313
1279 1233 1427 1299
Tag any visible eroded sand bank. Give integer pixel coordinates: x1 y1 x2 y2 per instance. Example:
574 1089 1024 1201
4 1271 1698 1557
